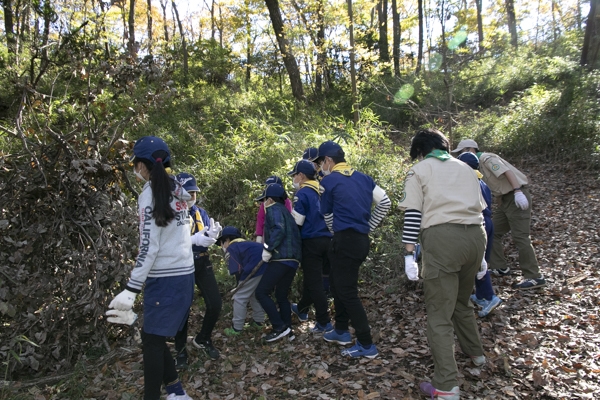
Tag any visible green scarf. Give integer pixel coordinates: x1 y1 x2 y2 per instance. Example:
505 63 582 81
424 149 452 161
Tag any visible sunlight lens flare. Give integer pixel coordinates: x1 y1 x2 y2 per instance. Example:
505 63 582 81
448 30 468 50
428 53 443 71
394 84 415 104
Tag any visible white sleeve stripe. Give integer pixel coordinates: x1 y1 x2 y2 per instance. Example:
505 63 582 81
402 209 422 244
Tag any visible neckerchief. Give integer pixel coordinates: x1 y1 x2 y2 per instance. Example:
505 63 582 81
190 207 205 234
331 162 355 176
475 170 483 179
424 149 451 161
301 179 320 194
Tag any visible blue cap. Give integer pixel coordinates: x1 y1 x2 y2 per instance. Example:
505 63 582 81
264 176 283 186
457 152 479 170
216 226 242 245
176 172 199 192
287 159 316 178
255 183 287 201
302 147 319 162
131 136 171 164
317 140 344 160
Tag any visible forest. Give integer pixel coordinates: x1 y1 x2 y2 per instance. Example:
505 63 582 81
0 0 599 398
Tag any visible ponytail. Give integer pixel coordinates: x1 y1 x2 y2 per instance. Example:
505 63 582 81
136 154 175 227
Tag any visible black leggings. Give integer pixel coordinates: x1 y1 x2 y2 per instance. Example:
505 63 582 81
142 330 178 400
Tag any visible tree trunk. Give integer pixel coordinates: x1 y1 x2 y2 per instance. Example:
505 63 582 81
581 0 600 69
315 0 326 96
416 0 423 74
159 0 169 42
147 0 153 55
128 0 137 57
505 0 518 48
171 0 189 83
476 0 484 52
377 0 389 62
3 0 16 54
210 0 216 40
98 0 111 58
264 0 305 101
391 0 400 76
347 0 358 124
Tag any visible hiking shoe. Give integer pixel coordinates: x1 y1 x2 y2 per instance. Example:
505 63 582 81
174 352 188 370
341 341 378 359
166 392 193 400
224 327 242 336
490 267 511 276
248 320 263 329
511 277 546 290
470 355 486 366
311 321 334 333
419 382 459 400
470 294 486 308
263 327 291 343
323 329 352 345
478 295 502 317
291 303 308 322
192 338 220 360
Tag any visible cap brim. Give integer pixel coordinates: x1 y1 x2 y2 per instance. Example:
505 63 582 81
450 148 462 153
286 169 296 176
254 193 266 201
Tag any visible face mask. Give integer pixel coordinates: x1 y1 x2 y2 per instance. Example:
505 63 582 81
134 166 146 182
292 176 300 190
186 200 195 208
321 161 331 176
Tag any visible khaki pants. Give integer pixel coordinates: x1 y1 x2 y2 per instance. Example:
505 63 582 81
421 223 486 391
490 187 540 279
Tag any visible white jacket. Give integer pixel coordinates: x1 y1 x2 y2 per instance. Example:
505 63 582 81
127 179 195 292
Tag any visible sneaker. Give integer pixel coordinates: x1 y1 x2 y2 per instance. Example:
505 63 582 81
192 338 220 360
469 294 486 308
323 329 352 345
263 327 291 343
174 352 188 370
511 277 546 290
224 327 242 336
311 321 334 333
249 320 263 328
341 341 378 359
478 295 502 317
166 392 193 400
291 303 308 322
470 355 486 366
419 382 459 400
490 267 511 276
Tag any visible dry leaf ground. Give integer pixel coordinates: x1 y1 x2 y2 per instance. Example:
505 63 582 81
6 163 599 400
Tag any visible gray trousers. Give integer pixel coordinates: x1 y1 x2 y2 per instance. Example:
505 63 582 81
232 276 265 330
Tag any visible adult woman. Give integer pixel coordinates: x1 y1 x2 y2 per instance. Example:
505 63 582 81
107 136 194 400
399 129 487 400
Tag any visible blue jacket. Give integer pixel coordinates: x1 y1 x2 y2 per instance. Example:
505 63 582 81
226 239 267 281
293 181 332 240
264 202 302 264
479 180 492 218
320 168 376 234
189 205 211 253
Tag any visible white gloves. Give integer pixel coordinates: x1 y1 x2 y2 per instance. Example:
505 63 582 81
477 259 488 280
191 227 217 247
207 218 222 239
514 191 529 210
255 236 263 244
262 249 272 262
109 289 137 311
404 255 419 281
106 309 138 325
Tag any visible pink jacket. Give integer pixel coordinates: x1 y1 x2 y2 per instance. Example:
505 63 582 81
255 198 293 236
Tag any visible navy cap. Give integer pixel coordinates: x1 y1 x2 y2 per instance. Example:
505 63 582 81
317 140 344 160
264 176 283 186
287 159 316 178
457 152 480 170
255 183 287 201
131 136 171 164
216 226 242 245
176 172 199 192
302 147 319 162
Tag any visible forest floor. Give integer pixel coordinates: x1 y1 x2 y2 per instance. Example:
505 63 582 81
8 162 600 400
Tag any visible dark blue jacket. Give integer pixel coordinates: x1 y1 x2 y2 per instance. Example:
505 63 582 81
264 202 302 264
293 183 332 240
189 205 211 253
227 239 267 281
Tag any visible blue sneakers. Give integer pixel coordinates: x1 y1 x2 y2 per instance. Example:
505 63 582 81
478 295 503 317
311 321 333 333
291 303 308 322
341 341 378 359
323 329 352 345
470 294 487 308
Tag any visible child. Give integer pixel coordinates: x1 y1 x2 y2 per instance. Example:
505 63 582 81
456 153 502 317
173 173 222 366
106 136 194 400
254 176 292 243
216 226 267 335
254 183 302 342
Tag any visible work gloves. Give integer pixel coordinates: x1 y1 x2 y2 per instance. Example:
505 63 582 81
106 309 138 325
261 249 272 262
207 218 222 239
514 191 529 210
477 259 488 280
109 289 137 311
191 227 217 247
404 254 419 281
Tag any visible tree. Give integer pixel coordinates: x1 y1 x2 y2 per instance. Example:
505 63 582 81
159 0 169 42
172 0 189 83
128 0 137 57
377 0 389 62
347 0 358 124
264 0 305 101
581 0 600 68
416 0 423 74
147 0 153 55
391 0 400 76
476 0 484 52
2 0 16 55
505 0 518 47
